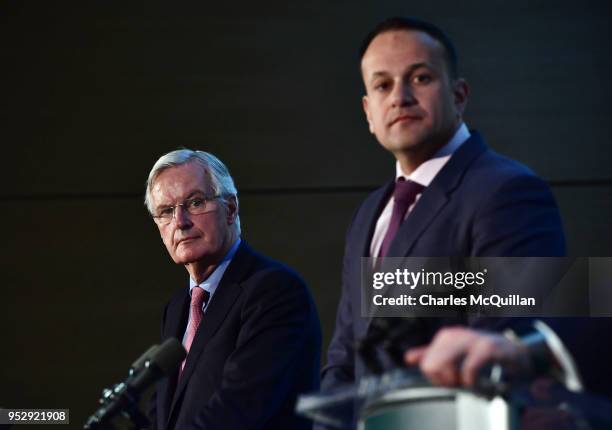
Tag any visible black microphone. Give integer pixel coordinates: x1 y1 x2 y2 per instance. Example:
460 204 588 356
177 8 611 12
130 344 160 375
357 317 428 373
84 338 186 430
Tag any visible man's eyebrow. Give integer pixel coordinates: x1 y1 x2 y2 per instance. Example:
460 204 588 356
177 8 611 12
155 190 207 208
369 62 432 83
369 71 391 82
184 190 208 200
406 62 431 73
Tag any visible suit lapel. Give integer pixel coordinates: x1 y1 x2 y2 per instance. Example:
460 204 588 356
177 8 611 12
386 132 487 257
365 133 487 336
167 241 255 425
385 183 449 257
354 181 395 258
159 291 189 427
352 182 394 336
165 293 190 340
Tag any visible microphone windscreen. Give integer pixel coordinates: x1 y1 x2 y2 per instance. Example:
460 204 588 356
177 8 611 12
151 338 186 375
130 344 159 371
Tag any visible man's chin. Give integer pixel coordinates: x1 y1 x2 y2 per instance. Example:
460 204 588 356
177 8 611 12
172 251 205 266
383 138 424 153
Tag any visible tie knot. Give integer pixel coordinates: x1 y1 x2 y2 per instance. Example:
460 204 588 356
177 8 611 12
191 287 210 310
393 178 425 204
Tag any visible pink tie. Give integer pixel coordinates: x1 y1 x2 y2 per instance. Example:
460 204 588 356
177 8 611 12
179 287 210 378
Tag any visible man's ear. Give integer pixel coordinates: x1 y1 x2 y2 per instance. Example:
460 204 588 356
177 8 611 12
225 195 239 225
362 95 375 134
452 78 470 116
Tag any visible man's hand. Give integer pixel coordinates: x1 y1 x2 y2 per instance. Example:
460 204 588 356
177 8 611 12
404 326 531 387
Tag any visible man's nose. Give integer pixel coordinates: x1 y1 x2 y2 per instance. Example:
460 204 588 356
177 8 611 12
391 82 417 108
173 205 193 229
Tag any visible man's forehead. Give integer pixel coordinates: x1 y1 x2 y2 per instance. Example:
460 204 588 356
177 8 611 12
151 163 211 202
361 29 445 74
152 183 207 200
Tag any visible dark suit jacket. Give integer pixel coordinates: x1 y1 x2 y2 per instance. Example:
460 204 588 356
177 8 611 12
152 241 321 430
321 131 567 392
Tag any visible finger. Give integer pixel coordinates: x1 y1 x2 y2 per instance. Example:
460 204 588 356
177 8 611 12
421 327 473 371
404 346 427 365
426 361 462 387
460 337 496 386
419 327 475 387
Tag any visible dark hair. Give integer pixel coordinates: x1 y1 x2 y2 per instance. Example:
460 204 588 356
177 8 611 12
359 16 459 79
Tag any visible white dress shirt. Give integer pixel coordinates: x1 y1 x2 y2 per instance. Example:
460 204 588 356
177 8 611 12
181 238 241 344
370 123 471 257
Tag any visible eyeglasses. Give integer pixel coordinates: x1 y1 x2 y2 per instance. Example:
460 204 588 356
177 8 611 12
152 196 220 225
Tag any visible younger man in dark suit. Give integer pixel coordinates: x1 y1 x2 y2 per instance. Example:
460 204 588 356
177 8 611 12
321 16 567 401
145 149 321 429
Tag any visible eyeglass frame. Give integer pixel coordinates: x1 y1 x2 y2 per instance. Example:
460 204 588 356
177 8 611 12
151 194 223 225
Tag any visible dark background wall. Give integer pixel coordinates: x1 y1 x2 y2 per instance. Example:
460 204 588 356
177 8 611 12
1 1 611 427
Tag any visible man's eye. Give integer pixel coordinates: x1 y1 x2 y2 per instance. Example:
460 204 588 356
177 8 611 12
413 74 432 84
189 198 204 208
158 207 174 217
374 82 390 92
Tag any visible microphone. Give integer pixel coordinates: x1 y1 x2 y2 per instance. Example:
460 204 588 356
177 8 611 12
521 320 583 392
357 318 582 397
357 317 428 373
130 344 159 375
84 338 186 430
475 320 584 396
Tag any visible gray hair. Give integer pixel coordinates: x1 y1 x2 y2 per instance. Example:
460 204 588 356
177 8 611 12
145 149 240 233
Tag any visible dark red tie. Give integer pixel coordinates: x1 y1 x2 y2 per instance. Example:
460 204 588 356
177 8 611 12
379 179 425 257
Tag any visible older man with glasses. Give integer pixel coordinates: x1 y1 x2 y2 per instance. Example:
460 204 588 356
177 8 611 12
144 149 321 430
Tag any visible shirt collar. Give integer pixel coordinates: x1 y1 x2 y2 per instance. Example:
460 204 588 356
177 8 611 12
189 237 242 297
396 122 470 186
